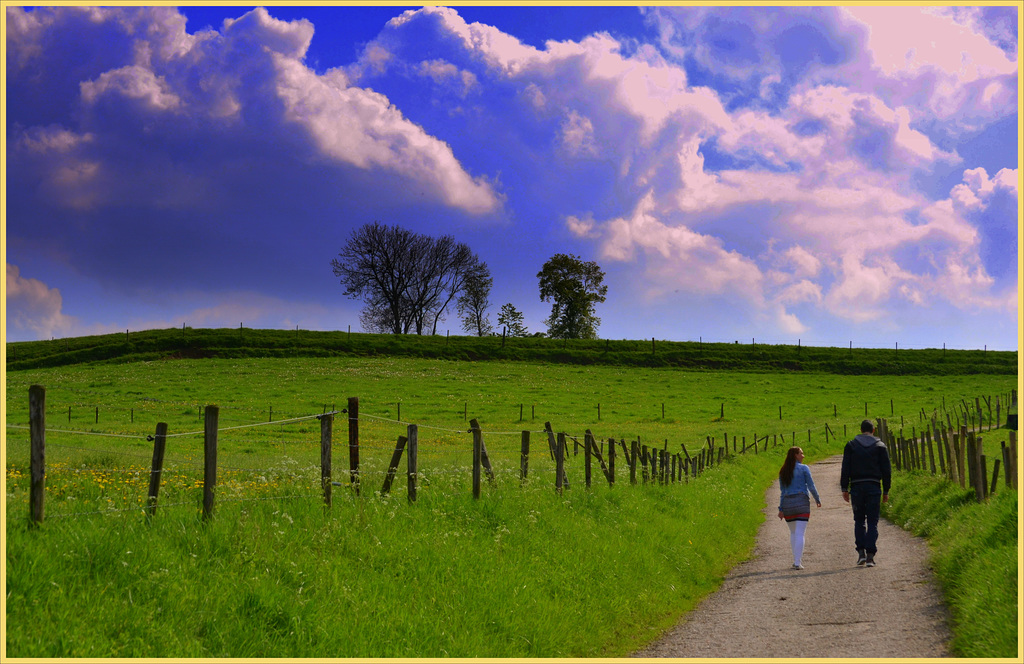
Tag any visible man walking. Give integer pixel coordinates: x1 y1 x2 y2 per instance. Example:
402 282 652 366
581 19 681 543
840 420 892 567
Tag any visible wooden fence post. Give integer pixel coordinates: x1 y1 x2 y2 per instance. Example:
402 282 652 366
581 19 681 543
348 397 360 496
958 428 967 488
932 419 945 476
1009 430 1018 490
320 413 333 507
608 437 616 486
584 431 593 489
966 432 983 502
471 419 482 499
146 422 169 519
544 422 557 460
381 435 408 496
926 429 937 476
1001 442 1012 490
556 432 566 495
520 431 530 484
203 405 218 521
629 440 638 485
943 427 957 484
546 422 568 487
29 385 46 525
407 424 418 503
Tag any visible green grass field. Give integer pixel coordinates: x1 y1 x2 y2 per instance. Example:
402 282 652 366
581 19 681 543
883 471 1018 658
3 331 1018 657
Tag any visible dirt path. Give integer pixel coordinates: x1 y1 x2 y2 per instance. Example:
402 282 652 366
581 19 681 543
632 455 951 658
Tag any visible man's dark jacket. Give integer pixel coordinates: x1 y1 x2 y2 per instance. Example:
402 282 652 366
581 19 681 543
840 433 892 494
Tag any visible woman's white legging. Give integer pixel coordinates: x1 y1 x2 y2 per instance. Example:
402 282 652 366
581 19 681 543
787 520 807 565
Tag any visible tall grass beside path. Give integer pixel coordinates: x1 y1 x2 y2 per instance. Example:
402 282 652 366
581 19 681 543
5 448 785 658
882 468 1018 658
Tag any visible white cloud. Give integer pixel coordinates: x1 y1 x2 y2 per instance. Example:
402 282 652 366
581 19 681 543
80 65 182 110
273 54 500 214
841 6 1017 128
566 214 597 238
6 6 501 217
846 6 1016 80
417 59 479 96
595 191 765 302
560 110 598 157
6 264 80 339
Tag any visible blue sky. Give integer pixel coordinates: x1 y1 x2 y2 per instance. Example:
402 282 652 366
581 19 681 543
4 4 1020 350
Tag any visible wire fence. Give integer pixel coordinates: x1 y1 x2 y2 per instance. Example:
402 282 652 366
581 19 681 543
7 386 1017 523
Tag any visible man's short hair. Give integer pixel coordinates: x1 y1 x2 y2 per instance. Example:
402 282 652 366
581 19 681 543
861 420 874 433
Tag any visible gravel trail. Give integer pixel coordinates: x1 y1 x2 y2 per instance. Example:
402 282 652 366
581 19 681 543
633 455 951 659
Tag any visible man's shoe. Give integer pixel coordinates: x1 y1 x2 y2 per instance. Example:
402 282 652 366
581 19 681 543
865 555 875 568
856 549 867 566
792 564 804 570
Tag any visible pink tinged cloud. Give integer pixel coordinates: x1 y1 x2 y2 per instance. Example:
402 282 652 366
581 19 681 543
560 110 598 157
582 191 764 302
416 59 479 97
842 6 1017 125
951 166 1019 210
6 264 79 338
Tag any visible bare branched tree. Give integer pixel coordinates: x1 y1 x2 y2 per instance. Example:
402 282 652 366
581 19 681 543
458 265 494 336
331 222 486 335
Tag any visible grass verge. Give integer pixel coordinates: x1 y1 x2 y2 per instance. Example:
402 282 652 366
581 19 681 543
5 445 787 658
882 467 1018 658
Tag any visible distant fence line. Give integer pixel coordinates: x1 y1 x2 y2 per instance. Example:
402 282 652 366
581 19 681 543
18 385 1018 524
9 324 1015 353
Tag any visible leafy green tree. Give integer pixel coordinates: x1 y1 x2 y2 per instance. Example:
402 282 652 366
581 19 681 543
457 265 494 336
497 303 528 337
537 253 607 339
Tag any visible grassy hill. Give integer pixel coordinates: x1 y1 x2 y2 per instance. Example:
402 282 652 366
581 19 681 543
5 326 1017 375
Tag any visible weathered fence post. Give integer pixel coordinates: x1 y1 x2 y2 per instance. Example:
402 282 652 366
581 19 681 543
980 454 989 499
926 428 937 476
932 419 945 476
1009 430 1018 490
544 422 557 461
348 397 360 496
957 428 967 489
407 423 418 503
556 432 566 495
381 435 407 496
29 385 46 525
967 431 983 502
203 405 218 521
584 431 593 488
520 431 530 484
320 413 333 507
629 440 638 485
545 422 568 487
1001 441 1012 490
608 436 616 486
146 422 169 520
471 419 482 499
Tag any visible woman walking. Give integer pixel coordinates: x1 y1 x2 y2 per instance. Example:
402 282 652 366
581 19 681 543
777 447 821 570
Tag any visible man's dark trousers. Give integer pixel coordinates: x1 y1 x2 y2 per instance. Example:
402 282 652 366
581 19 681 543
850 483 882 554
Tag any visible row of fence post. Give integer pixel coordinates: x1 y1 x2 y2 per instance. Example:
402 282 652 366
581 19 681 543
24 386 1016 524
879 416 1017 501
